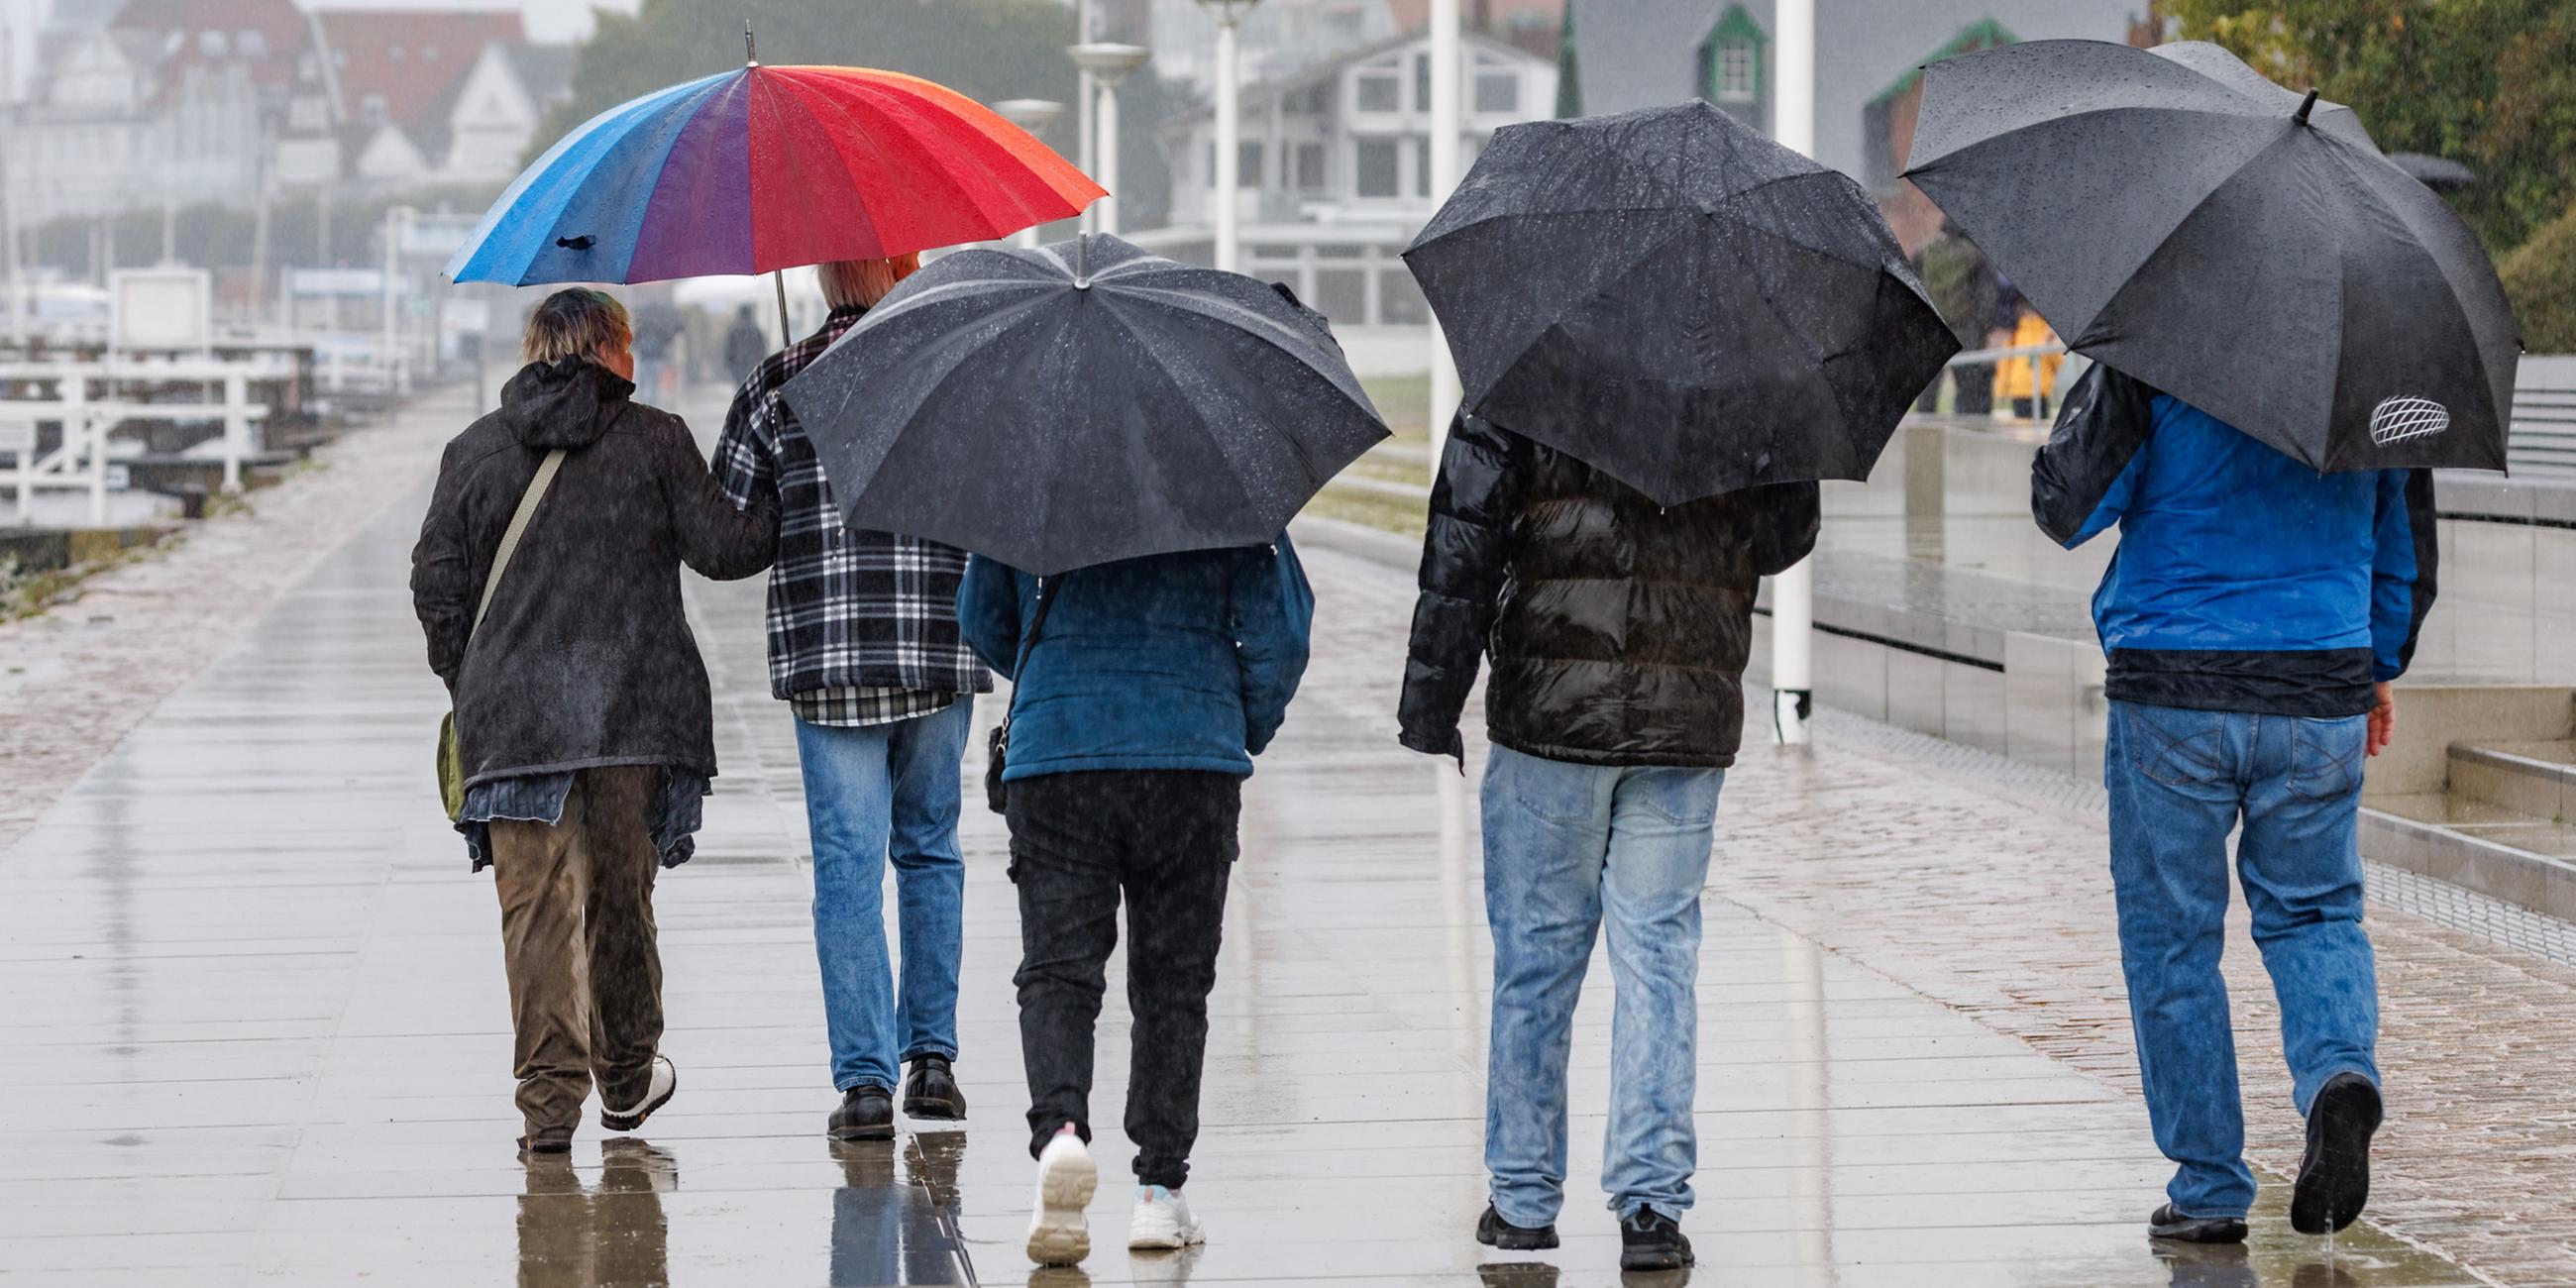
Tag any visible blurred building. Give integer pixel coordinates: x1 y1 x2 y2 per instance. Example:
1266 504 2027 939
0 0 573 228
1143 29 1556 328
1556 0 2143 251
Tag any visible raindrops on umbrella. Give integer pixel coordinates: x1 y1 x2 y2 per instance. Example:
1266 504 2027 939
1904 39 2520 473
1405 100 1960 506
780 235 1389 576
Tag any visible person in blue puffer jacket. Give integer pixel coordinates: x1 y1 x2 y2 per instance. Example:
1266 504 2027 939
957 536 1313 1266
2032 361 2438 1248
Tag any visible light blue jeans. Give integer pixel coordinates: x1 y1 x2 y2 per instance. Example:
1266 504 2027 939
2104 700 2380 1220
796 699 975 1093
1481 744 1724 1228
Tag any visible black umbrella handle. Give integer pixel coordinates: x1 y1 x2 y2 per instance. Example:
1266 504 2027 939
2294 88 2318 126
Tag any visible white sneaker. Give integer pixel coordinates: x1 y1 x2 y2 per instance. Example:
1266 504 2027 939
1128 1184 1205 1250
1025 1125 1097 1266
598 1055 677 1132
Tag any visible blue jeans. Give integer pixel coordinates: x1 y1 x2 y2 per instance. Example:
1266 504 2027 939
2104 700 2380 1220
796 699 975 1093
1481 744 1724 1228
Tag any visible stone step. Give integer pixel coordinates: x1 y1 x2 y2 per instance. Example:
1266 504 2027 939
2447 740 2576 822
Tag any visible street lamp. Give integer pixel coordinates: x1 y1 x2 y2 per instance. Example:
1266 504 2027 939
1196 0 1259 272
1067 44 1150 238
991 98 1068 247
1771 0 1817 746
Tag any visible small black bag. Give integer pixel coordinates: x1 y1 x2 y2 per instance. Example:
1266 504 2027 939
985 574 1062 814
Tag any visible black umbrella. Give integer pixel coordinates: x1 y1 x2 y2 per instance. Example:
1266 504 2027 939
1404 100 1959 507
1905 40 2520 473
778 234 1388 576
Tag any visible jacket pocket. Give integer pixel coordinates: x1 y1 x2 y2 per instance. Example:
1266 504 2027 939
2288 714 2368 803
2124 704 2229 789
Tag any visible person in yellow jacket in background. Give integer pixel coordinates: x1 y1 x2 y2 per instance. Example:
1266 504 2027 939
1993 304 2066 419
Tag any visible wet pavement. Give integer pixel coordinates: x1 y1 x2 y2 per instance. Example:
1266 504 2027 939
0 385 2536 1286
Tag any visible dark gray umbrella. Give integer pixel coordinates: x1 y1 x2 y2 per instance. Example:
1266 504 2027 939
1905 40 2520 473
1404 100 1959 506
778 234 1387 576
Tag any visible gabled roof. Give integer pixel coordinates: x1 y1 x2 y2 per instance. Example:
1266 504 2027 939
1868 17 2017 107
106 0 311 105
316 10 524 133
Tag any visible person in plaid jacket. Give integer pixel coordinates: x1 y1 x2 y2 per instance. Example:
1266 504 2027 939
712 255 991 1142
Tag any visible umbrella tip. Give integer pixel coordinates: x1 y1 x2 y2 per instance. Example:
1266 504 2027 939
2294 87 2318 126
744 19 758 67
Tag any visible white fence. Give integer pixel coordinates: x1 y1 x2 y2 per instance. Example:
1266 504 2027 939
0 356 285 527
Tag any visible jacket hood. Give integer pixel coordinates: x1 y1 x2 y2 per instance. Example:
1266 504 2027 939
498 359 635 449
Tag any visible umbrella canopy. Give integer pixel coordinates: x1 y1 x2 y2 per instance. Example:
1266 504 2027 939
777 236 1389 576
1905 40 2520 473
1404 100 1959 507
444 64 1103 286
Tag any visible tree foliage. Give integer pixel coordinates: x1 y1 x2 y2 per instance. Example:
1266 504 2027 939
2500 201 2576 351
2165 0 2576 253
538 0 1183 228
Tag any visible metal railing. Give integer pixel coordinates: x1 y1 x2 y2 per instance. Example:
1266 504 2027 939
0 356 287 527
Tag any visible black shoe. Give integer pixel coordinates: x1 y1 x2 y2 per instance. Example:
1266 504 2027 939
903 1054 967 1121
2292 1072 2382 1235
1618 1207 1693 1271
829 1085 896 1141
2148 1203 2248 1244
1475 1203 1558 1251
516 1131 573 1159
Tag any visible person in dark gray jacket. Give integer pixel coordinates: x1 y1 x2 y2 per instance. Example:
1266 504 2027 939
411 288 777 1157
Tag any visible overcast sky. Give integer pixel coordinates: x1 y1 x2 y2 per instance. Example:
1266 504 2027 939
294 0 645 44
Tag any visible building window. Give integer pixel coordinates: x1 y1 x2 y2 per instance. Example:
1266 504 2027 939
1355 64 1400 112
1416 137 1432 196
389 45 405 63
1294 142 1327 193
1718 42 1755 102
1355 139 1400 197
198 30 228 56
239 31 268 59
1474 71 1519 114
361 92 388 127
1414 53 1431 111
1238 141 1263 189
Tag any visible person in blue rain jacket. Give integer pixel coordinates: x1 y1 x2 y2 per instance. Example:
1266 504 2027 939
957 536 1312 1268
2032 361 2438 1246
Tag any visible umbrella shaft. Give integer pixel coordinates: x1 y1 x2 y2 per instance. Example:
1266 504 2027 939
774 270 792 348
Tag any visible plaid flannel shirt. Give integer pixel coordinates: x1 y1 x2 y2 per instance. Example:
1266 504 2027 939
712 305 991 702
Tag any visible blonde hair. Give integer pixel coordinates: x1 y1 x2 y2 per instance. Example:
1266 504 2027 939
522 287 632 365
819 255 921 310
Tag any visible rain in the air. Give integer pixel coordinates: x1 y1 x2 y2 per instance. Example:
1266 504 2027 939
2 0 2572 1284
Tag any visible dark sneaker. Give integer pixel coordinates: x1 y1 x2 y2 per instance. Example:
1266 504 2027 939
1474 1203 1558 1251
2292 1072 2382 1235
904 1054 967 1121
1618 1207 1693 1272
829 1085 896 1141
2149 1203 2248 1244
599 1055 678 1133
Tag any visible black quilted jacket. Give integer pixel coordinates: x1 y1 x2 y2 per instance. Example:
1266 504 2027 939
1398 413 1818 769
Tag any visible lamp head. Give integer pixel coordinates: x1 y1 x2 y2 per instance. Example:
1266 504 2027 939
991 98 1067 132
1068 42 1152 86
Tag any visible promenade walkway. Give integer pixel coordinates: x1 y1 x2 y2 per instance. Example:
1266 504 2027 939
0 382 2561 1286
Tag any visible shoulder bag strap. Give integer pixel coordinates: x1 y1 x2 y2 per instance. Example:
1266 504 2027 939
473 448 568 631
1010 572 1063 681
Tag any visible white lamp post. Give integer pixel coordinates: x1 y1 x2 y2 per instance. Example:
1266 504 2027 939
1068 44 1150 238
1771 0 1817 746
991 98 1068 246
1197 0 1259 272
1073 0 1096 235
1425 0 1462 472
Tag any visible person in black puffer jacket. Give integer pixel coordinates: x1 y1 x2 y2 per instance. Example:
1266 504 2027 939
1398 410 1815 1269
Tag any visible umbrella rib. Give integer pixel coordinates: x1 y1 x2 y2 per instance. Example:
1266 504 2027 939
1098 299 1277 514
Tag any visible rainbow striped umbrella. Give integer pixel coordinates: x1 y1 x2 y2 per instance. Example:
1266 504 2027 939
444 58 1102 295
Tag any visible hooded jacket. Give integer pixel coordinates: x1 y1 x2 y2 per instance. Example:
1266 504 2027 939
2032 362 2438 716
1400 413 1820 769
411 360 778 789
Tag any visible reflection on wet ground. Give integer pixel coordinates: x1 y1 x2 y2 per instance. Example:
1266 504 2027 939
0 395 2502 1286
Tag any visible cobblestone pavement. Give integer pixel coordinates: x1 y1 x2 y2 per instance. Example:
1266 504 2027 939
1294 540 2576 1287
0 381 2558 1285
